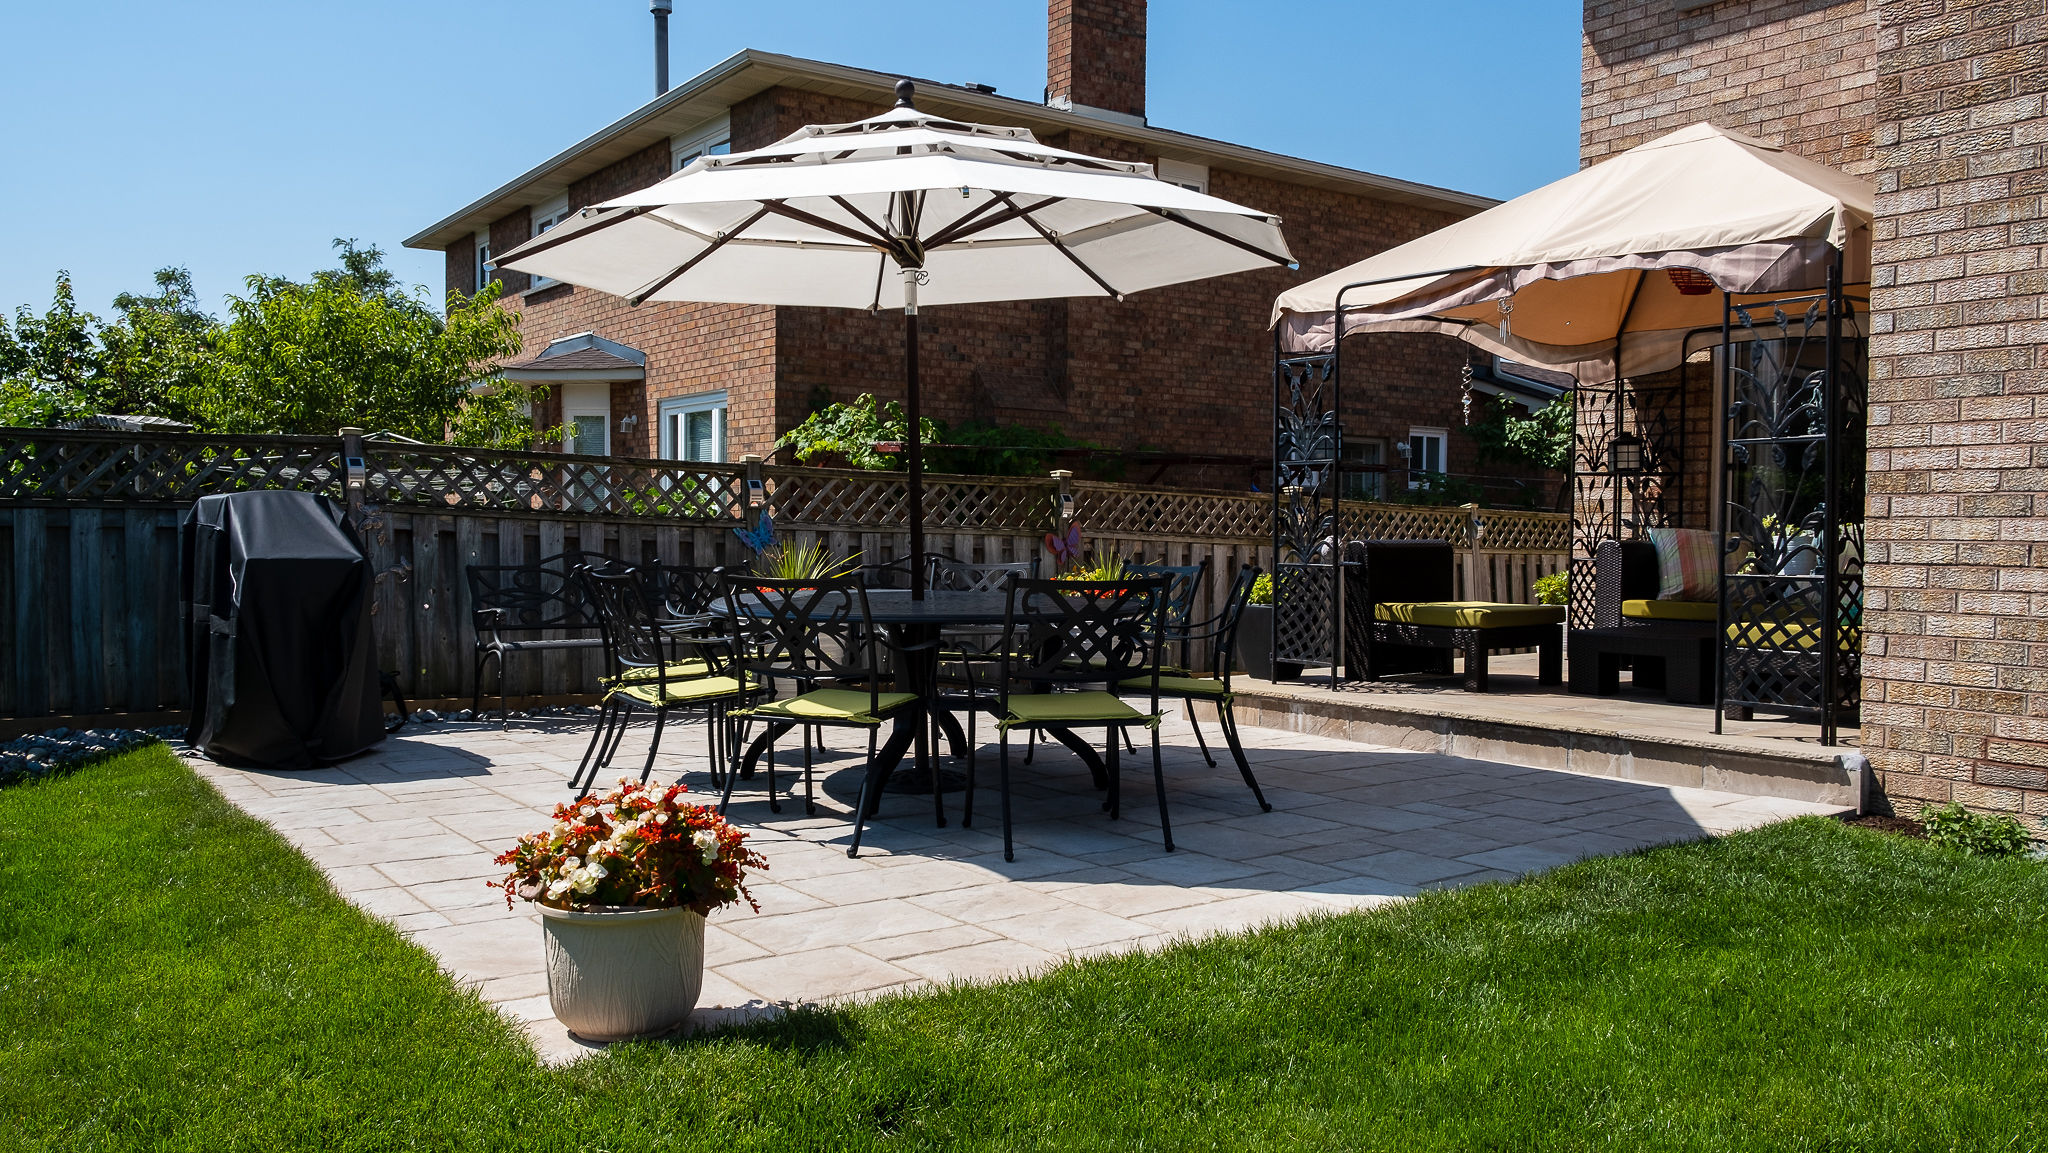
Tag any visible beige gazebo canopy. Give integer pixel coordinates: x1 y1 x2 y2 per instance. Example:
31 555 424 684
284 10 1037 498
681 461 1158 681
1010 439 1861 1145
1271 123 1874 380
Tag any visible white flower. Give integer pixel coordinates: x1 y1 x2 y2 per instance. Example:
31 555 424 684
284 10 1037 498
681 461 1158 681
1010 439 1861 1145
692 829 721 865
545 877 573 899
571 862 607 895
654 812 670 824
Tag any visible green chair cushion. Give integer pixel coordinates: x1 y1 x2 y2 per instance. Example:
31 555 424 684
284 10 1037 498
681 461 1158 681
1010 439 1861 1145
749 689 917 725
611 675 750 707
1374 601 1567 629
605 659 713 685
1117 675 1231 700
1002 691 1156 729
1622 598 1718 622
1725 617 1857 651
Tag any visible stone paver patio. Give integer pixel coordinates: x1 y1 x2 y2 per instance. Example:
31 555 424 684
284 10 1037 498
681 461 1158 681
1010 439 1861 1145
185 711 1846 1063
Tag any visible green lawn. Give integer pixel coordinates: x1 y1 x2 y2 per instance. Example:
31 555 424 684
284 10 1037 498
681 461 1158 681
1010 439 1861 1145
4 745 2046 1151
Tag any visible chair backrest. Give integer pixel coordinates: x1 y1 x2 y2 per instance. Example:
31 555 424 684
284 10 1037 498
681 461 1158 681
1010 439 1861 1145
1187 565 1258 683
644 562 724 619
929 556 1039 592
1341 540 1453 608
467 549 612 631
721 574 888 708
575 565 673 689
1594 538 1663 627
1128 562 1205 634
857 555 927 590
1000 576 1167 692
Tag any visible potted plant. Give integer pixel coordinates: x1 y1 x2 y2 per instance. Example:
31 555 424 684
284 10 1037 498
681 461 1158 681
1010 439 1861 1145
492 780 766 1042
1234 572 1303 681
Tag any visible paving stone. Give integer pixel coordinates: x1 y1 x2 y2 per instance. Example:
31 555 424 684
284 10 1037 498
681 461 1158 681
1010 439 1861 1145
716 946 917 1002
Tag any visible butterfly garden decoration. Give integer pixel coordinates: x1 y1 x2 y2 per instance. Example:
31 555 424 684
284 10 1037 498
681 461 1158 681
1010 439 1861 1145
1044 521 1083 572
733 515 777 554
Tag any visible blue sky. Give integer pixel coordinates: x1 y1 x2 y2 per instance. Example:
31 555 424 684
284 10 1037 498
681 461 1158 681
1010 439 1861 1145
0 0 1582 319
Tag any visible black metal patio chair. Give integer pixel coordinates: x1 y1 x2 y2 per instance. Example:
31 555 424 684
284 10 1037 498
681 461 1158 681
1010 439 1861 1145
1115 565 1271 812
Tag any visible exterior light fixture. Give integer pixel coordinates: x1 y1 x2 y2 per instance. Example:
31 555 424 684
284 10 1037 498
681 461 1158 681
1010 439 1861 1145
1609 430 1646 475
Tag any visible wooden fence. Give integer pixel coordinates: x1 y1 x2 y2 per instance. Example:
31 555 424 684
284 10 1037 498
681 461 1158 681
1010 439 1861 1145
0 428 1567 720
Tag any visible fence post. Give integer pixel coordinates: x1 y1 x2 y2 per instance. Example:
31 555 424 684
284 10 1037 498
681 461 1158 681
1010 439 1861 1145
740 453 766 550
1460 502 1484 602
340 426 367 525
1049 470 1073 572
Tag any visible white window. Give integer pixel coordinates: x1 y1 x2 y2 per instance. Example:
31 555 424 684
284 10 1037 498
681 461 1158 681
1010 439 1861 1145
671 116 733 173
659 391 727 462
472 229 492 293
1406 427 1447 488
527 194 571 291
1156 158 1209 194
561 382 610 457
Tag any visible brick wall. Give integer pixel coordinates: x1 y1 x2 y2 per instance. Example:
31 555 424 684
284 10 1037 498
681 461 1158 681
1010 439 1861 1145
1582 0 1880 173
1583 0 2048 825
1048 0 1147 117
1862 0 2048 825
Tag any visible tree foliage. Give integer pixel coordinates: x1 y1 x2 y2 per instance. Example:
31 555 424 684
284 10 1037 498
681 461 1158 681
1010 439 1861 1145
1465 395 1573 473
777 392 1097 476
0 240 544 446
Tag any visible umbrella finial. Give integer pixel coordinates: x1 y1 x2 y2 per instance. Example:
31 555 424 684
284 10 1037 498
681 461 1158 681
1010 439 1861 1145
894 78 915 109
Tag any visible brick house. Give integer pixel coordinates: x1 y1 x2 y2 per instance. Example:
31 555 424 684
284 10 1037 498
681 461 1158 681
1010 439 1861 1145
403 1 1533 497
1580 0 2048 823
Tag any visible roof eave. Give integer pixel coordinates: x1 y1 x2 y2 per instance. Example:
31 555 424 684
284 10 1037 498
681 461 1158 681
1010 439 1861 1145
404 49 1497 253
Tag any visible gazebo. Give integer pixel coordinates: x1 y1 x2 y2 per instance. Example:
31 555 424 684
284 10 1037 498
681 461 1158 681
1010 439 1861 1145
1267 124 1874 743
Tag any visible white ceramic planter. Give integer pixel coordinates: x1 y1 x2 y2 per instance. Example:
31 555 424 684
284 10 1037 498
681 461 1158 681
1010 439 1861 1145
539 903 706 1042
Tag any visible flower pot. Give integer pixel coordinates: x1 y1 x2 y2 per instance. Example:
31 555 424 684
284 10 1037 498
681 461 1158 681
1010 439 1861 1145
540 903 706 1042
1236 605 1305 682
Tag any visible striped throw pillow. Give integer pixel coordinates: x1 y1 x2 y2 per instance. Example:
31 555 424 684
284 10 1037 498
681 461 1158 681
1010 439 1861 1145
1647 527 1718 601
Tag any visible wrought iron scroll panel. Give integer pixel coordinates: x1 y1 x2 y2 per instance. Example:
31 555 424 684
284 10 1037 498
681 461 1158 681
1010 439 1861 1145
1273 352 1341 673
1569 370 1685 629
1717 272 1864 744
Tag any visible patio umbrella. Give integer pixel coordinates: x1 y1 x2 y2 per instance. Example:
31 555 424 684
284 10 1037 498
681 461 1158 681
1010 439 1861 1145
1270 123 1874 380
497 79 1295 595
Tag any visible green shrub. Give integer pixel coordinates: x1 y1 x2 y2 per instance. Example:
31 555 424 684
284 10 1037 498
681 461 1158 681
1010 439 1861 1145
1921 803 2032 858
1533 571 1569 607
1249 572 1274 606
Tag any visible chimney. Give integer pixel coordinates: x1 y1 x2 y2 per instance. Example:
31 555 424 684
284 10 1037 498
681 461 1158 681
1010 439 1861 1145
1045 0 1146 123
652 0 672 97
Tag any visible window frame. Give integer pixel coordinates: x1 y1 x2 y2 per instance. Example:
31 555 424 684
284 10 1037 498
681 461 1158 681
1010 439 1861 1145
1406 426 1448 489
560 381 611 458
472 229 492 294
658 390 729 463
671 116 733 174
526 194 572 292
1155 158 1209 194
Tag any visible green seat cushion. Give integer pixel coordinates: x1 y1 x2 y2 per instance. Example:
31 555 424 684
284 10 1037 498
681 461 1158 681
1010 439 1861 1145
1622 598 1718 622
605 659 713 685
1117 675 1231 700
1374 601 1567 629
611 675 750 707
750 689 916 725
1725 617 1857 651
1002 691 1155 728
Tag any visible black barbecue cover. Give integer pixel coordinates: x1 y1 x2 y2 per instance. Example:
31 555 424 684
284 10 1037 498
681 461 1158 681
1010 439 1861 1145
181 491 383 768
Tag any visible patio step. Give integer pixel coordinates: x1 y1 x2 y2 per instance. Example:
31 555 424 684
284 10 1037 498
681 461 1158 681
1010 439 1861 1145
1229 673 1865 811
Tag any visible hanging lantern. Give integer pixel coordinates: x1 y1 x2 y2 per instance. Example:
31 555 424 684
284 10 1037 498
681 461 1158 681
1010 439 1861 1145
1609 430 1646 475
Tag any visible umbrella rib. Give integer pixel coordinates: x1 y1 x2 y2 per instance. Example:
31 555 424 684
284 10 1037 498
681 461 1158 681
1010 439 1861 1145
503 205 656 262
1136 206 1293 267
626 204 774 306
925 196 1065 248
999 194 1122 299
757 199 904 260
830 196 896 246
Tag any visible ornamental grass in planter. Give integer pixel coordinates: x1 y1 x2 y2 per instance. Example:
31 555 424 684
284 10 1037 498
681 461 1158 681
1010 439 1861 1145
492 781 766 1042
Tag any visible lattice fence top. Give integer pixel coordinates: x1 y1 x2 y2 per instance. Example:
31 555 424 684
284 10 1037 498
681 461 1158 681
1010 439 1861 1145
765 467 1053 532
1073 484 1270 541
0 428 1571 550
0 428 343 503
363 443 747 521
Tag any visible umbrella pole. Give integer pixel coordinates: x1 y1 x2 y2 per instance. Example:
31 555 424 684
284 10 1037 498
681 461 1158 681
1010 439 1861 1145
903 268 926 599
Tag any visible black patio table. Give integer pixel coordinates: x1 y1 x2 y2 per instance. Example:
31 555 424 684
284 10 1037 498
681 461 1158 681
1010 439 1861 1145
716 588 1111 815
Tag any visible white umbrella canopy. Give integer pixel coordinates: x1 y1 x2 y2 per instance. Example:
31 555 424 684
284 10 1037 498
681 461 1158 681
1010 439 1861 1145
496 80 1294 594
1270 124 1874 380
500 86 1293 309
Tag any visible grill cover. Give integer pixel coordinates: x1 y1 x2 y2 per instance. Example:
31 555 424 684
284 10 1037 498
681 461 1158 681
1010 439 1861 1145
181 491 383 768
